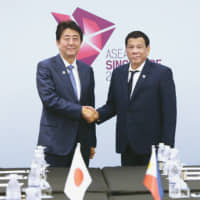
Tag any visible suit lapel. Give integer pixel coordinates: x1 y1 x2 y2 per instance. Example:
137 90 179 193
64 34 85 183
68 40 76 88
77 60 85 103
130 59 152 103
55 54 78 101
120 64 129 104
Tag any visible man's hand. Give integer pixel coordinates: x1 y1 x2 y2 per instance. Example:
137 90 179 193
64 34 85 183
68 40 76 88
82 106 99 123
90 147 96 159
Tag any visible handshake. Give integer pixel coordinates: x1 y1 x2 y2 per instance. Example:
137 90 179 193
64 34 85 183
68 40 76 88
82 106 99 123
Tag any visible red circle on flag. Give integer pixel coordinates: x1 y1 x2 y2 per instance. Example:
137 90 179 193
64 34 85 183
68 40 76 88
74 168 84 186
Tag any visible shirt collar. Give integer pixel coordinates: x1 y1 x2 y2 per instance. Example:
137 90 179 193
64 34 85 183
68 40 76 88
128 60 146 72
60 54 77 69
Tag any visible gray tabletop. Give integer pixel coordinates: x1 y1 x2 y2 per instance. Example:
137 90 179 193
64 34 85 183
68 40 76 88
102 166 200 194
45 192 108 200
1 166 200 199
47 167 108 192
109 193 200 200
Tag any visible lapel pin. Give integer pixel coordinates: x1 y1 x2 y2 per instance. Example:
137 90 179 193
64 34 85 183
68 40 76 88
62 70 66 75
142 74 146 79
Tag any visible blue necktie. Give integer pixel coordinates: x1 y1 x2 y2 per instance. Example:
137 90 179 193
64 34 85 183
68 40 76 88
68 65 78 99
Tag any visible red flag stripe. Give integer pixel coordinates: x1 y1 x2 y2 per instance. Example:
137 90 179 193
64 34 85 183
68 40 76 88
144 174 161 200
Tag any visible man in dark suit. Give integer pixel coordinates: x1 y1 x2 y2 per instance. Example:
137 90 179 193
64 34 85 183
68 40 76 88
89 31 177 166
36 20 96 167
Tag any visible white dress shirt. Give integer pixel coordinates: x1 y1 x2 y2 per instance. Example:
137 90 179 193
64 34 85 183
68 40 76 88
61 56 81 100
128 61 145 97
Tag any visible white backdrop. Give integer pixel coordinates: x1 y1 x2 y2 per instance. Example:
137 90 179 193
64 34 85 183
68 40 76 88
0 0 200 167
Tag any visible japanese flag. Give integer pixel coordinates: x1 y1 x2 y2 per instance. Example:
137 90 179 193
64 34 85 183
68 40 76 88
64 143 92 200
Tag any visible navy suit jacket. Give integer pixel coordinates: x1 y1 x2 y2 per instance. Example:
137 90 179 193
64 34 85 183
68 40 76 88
36 54 96 156
97 59 176 154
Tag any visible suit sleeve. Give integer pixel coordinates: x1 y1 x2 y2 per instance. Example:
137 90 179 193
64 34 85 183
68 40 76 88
160 68 177 147
36 62 82 120
97 70 117 124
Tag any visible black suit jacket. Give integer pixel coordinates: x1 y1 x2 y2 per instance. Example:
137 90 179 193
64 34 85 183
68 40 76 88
98 59 176 154
36 54 96 155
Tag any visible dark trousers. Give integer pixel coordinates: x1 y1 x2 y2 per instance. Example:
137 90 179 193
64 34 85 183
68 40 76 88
45 144 90 167
121 145 150 166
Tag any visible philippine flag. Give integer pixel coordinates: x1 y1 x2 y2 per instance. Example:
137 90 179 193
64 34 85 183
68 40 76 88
64 143 92 200
143 145 163 200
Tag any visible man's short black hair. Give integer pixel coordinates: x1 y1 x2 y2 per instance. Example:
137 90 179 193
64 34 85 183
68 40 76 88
125 31 150 47
56 20 83 42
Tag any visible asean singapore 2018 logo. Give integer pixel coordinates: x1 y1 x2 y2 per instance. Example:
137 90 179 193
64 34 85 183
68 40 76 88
52 7 116 66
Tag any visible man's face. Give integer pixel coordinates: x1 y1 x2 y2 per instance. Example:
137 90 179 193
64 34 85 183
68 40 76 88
126 37 150 69
56 28 81 60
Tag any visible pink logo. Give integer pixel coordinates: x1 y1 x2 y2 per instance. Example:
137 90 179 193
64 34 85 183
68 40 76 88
52 8 115 65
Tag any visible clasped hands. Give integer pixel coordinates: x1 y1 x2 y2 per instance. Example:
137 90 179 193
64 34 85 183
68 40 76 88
82 106 99 123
